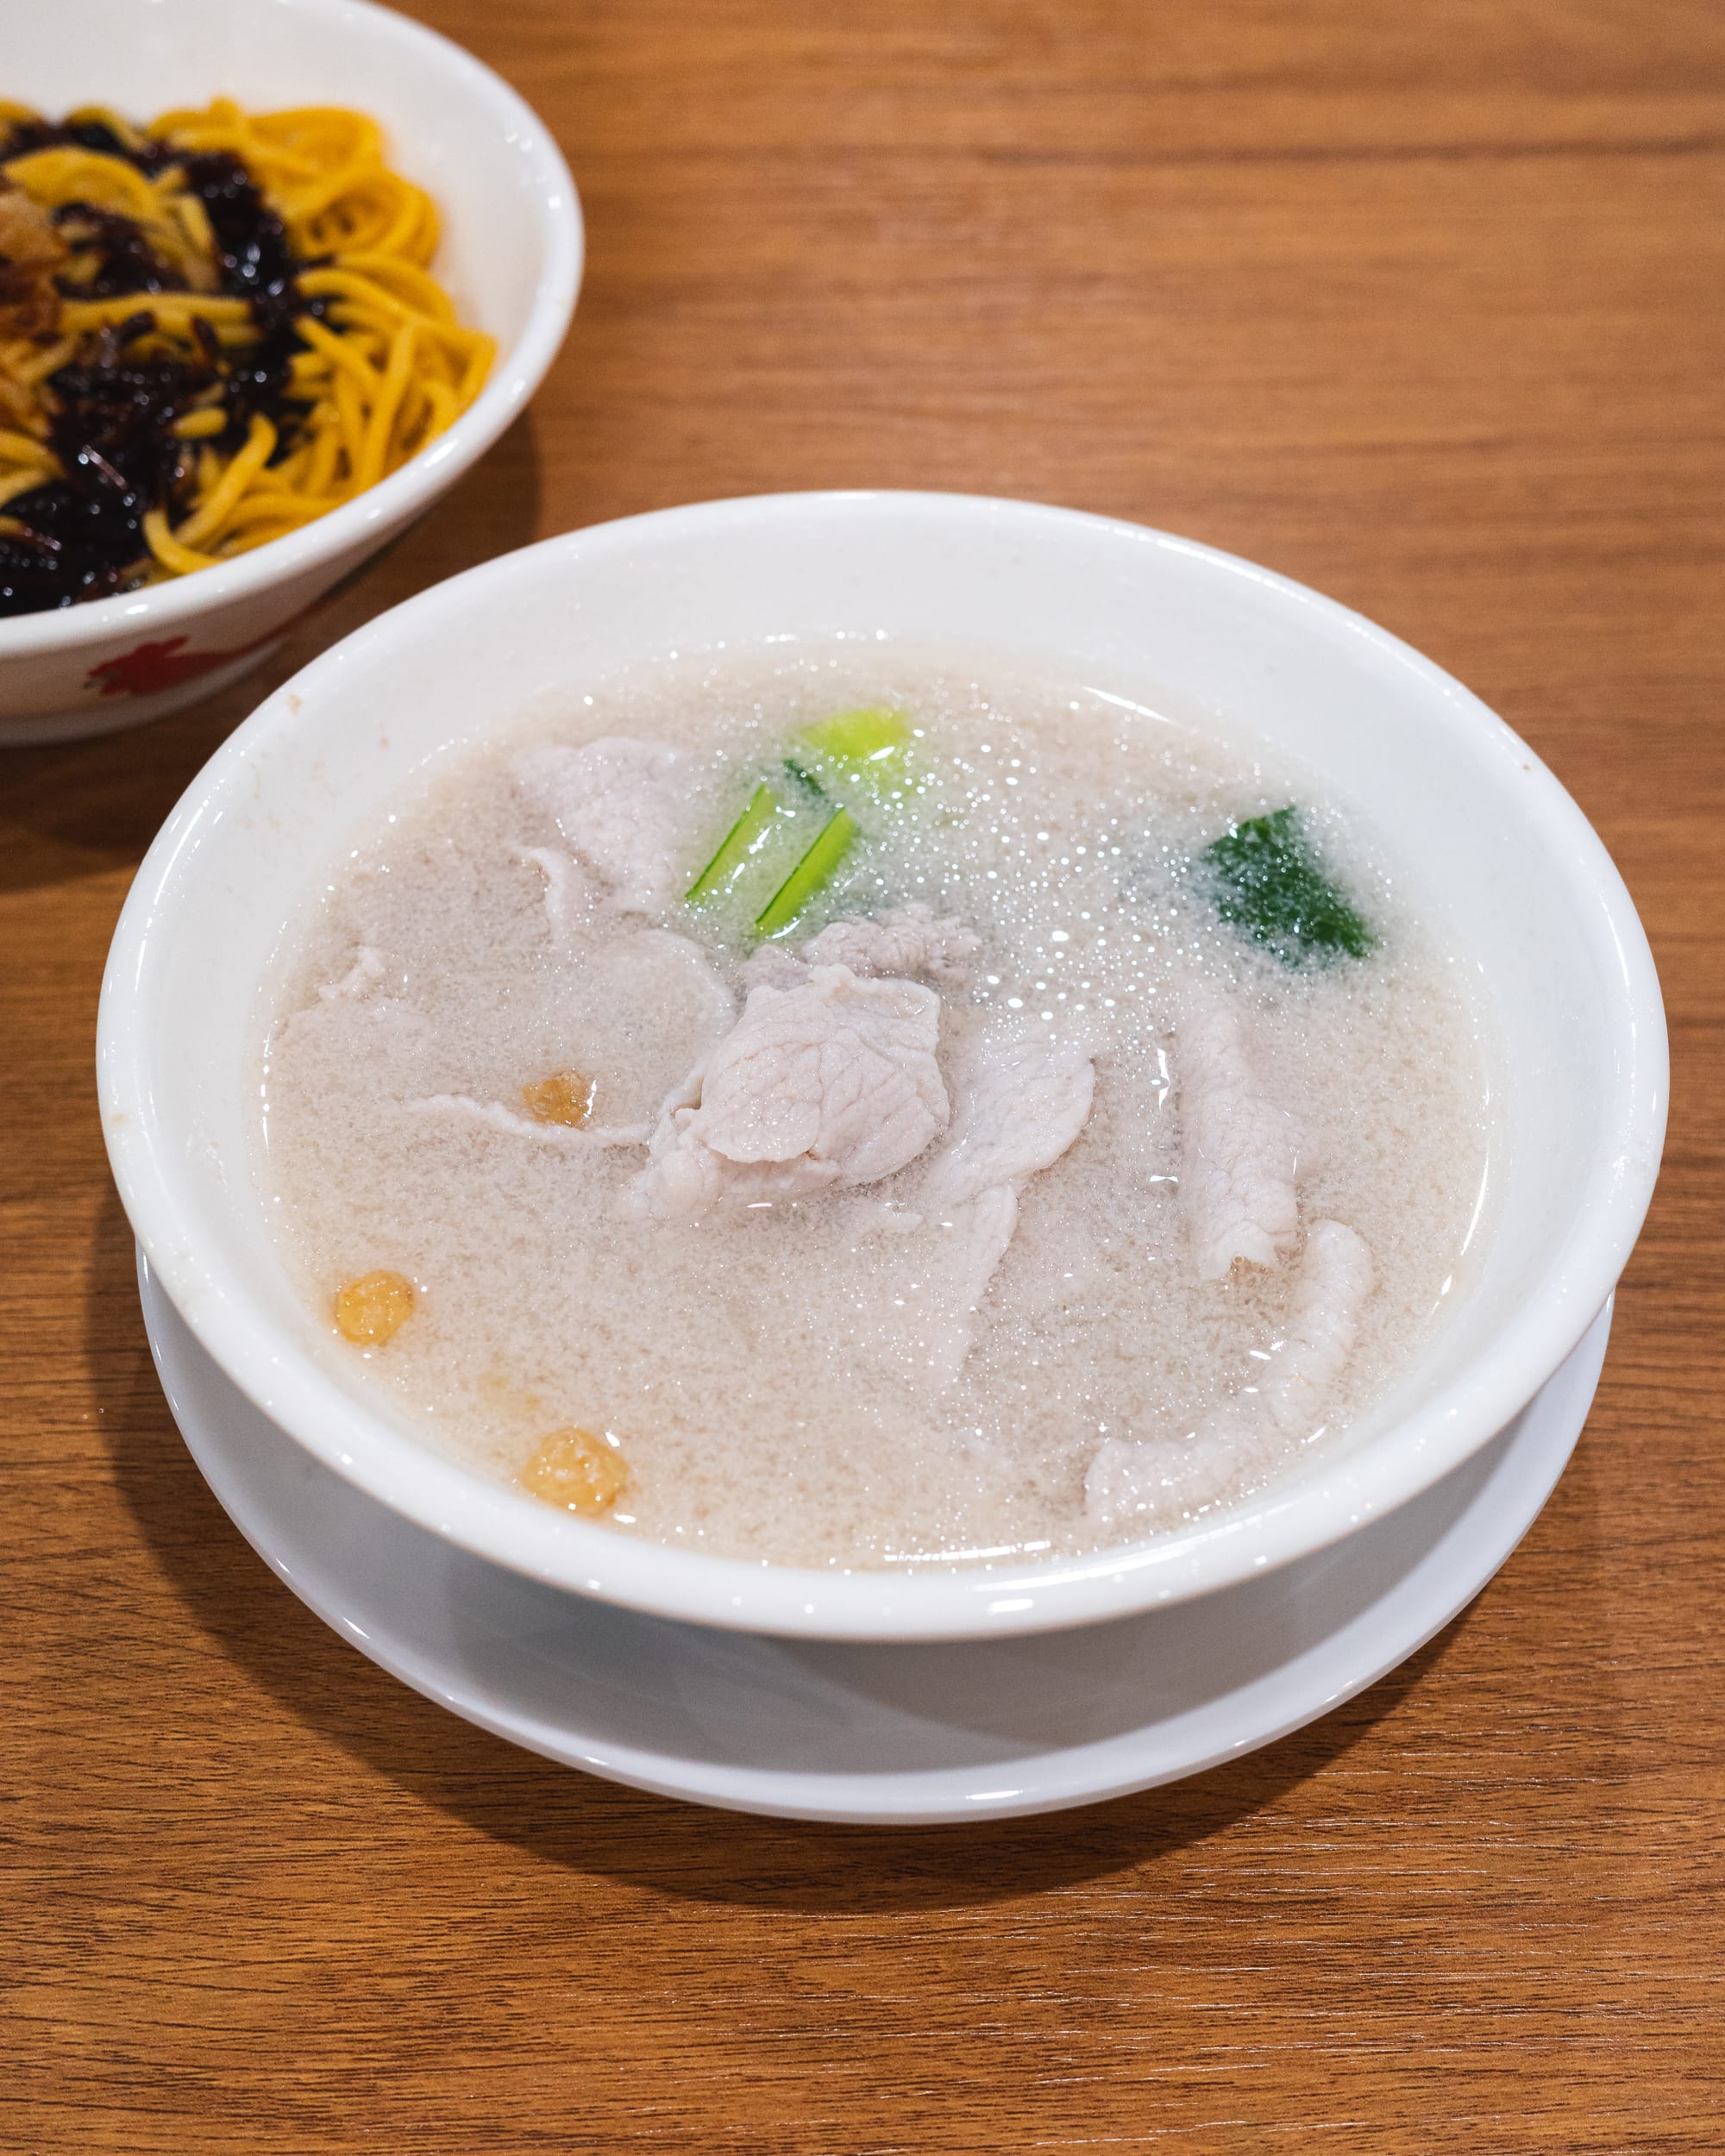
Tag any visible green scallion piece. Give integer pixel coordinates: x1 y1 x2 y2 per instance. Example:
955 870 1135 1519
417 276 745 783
686 780 782 904
793 706 915 808
755 808 859 936
799 705 909 761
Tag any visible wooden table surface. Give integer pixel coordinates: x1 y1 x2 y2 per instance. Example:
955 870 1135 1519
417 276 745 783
6 3 1722 2147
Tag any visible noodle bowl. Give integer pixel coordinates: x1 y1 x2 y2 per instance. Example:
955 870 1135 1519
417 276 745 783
0 98 495 611
0 0 579 747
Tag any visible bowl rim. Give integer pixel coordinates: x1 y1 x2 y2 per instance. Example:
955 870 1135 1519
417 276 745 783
97 488 1670 1641
0 0 583 657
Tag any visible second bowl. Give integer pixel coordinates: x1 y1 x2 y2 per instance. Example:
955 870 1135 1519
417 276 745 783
97 490 1666 1639
0 0 581 743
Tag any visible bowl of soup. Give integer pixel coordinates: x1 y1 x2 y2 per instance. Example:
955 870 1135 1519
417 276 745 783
0 0 580 744
97 490 1666 1639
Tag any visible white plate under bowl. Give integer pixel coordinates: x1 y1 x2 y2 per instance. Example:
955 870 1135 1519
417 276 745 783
140 1250 1609 1825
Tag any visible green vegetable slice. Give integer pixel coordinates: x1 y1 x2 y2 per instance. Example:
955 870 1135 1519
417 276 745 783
792 706 917 811
684 708 918 941
1200 805 1375 963
686 781 784 904
756 808 859 937
800 705 910 764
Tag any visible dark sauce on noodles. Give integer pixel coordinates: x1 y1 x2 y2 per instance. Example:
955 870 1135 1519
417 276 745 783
0 121 323 616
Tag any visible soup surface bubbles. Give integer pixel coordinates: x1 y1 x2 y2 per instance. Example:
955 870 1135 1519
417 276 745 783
256 642 1491 1569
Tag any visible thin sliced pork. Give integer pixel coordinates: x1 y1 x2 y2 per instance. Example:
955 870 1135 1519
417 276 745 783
516 737 687 912
800 905 980 987
1177 993 1302 1281
517 845 593 934
632 963 948 1219
1084 1219 1376 1528
919 1028 1096 1380
742 905 981 993
921 1031 1096 1211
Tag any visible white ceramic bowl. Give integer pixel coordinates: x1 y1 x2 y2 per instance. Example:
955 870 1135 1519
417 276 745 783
0 0 580 745
97 492 1668 1641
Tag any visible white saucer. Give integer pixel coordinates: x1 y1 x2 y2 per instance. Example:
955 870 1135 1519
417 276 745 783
139 1250 1609 1825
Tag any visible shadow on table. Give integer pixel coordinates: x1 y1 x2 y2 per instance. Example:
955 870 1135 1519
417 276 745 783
0 411 543 897
91 1183 1478 1915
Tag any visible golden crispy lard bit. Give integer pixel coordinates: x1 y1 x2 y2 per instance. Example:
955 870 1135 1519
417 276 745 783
333 1269 416 1345
0 180 68 337
521 1068 597 1127
519 1426 629 1515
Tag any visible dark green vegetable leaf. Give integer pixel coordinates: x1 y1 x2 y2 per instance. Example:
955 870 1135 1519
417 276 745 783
1200 805 1375 963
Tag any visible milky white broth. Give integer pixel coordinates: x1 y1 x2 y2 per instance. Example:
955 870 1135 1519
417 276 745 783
255 642 1491 1569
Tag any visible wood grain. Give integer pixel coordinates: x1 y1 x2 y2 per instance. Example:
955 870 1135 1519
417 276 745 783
3 2 1722 2147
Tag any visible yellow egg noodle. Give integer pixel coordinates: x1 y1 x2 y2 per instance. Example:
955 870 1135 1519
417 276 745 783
0 99 493 589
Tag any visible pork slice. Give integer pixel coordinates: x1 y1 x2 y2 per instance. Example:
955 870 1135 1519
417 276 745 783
515 737 687 912
915 1028 1096 1382
581 929 739 1069
742 905 982 995
738 943 811 992
632 963 949 1220
1081 1425 1244 1534
1177 992 1302 1282
1084 1219 1376 1531
517 845 596 935
1258 1218 1376 1440
800 904 981 987
921 1031 1096 1212
921 1185 1023 1385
